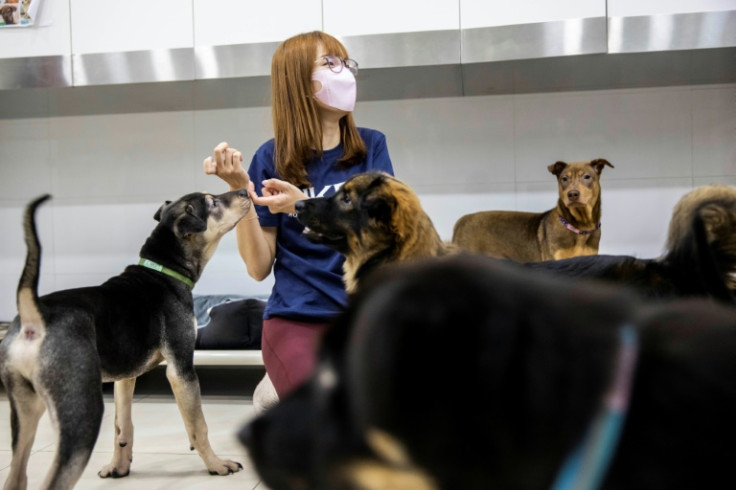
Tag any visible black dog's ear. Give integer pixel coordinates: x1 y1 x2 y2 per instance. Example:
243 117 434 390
154 201 172 222
591 158 614 175
175 209 208 238
548 161 568 177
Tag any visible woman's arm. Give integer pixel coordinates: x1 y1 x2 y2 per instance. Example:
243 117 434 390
203 142 277 281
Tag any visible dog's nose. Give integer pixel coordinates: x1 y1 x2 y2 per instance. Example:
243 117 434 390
568 190 580 201
294 200 305 212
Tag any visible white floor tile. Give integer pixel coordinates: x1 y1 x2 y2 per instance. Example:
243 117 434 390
0 393 264 489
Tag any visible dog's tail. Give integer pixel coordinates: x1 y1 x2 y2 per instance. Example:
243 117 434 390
662 185 736 302
17 194 51 332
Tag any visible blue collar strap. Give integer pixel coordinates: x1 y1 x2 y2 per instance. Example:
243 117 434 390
550 325 639 490
138 258 194 289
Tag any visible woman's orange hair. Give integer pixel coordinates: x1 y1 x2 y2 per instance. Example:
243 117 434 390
270 31 366 187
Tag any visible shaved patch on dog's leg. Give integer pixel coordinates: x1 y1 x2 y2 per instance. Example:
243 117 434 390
98 378 136 478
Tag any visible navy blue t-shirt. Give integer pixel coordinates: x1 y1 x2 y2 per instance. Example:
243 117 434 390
248 127 394 322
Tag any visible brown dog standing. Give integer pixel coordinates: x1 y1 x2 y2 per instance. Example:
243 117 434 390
453 159 613 262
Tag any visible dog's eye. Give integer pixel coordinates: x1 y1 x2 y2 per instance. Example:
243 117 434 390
341 194 351 205
583 174 592 180
186 204 194 214
561 176 569 183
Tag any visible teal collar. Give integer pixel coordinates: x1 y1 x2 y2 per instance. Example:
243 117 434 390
138 258 194 289
549 325 638 490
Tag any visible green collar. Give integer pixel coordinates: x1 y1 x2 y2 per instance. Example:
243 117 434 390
138 258 194 289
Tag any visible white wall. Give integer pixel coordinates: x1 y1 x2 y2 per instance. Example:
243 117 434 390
0 83 734 320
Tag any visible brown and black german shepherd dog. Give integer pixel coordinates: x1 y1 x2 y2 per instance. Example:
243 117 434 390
528 184 736 304
295 171 455 294
453 159 613 262
250 172 455 413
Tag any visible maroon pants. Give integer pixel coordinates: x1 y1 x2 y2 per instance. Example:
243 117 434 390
261 316 330 398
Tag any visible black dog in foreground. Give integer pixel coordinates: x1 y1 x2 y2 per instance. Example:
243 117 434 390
240 255 736 489
0 190 250 489
528 185 736 303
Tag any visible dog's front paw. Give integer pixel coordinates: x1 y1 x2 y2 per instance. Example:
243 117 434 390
98 463 131 479
207 459 243 476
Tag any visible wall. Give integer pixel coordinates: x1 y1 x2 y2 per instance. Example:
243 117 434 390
0 82 733 320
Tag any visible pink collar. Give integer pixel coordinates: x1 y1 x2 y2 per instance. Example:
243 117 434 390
559 215 601 235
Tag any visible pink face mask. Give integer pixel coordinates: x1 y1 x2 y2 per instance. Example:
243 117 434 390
312 68 356 112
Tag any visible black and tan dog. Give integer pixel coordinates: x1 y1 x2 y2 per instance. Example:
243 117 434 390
0 190 250 489
295 171 454 294
528 184 736 303
453 159 614 261
240 255 736 490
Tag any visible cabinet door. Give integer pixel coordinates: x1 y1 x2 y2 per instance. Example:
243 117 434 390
194 0 322 80
0 0 72 89
70 0 193 54
70 0 194 86
608 0 736 52
460 0 607 63
322 0 460 70
1 0 71 58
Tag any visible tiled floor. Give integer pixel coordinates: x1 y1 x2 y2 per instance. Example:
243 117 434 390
0 392 266 489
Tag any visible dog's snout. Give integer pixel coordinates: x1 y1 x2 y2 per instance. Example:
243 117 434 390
294 200 305 212
567 190 580 201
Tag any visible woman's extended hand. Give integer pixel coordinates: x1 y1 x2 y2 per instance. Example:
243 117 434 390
247 178 307 215
203 142 250 190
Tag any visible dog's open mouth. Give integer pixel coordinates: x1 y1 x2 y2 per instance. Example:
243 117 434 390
302 226 348 250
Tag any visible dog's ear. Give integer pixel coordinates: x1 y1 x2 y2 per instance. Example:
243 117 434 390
154 201 172 222
548 161 568 177
366 195 394 224
175 206 208 237
591 159 614 175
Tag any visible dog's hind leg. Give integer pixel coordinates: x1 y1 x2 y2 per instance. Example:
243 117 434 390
39 368 104 490
165 362 243 475
98 378 136 478
2 375 45 490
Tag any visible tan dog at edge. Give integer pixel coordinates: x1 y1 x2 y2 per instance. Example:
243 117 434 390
453 159 614 262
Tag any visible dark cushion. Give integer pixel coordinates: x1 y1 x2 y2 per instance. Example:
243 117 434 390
194 295 266 350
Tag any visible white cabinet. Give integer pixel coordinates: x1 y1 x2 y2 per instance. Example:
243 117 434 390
70 0 193 54
323 0 458 37
193 0 322 80
461 0 603 29
608 0 736 52
194 0 321 47
460 0 608 63
1 0 71 58
322 0 461 71
608 0 735 17
0 0 72 88
69 0 194 85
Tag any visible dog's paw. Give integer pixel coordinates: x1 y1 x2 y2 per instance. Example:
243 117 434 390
98 464 131 479
207 460 243 476
97 468 130 478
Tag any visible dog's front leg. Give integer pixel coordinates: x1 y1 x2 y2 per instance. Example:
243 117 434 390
165 363 243 475
98 377 136 478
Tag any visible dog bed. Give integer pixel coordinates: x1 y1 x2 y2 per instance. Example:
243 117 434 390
194 294 267 350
